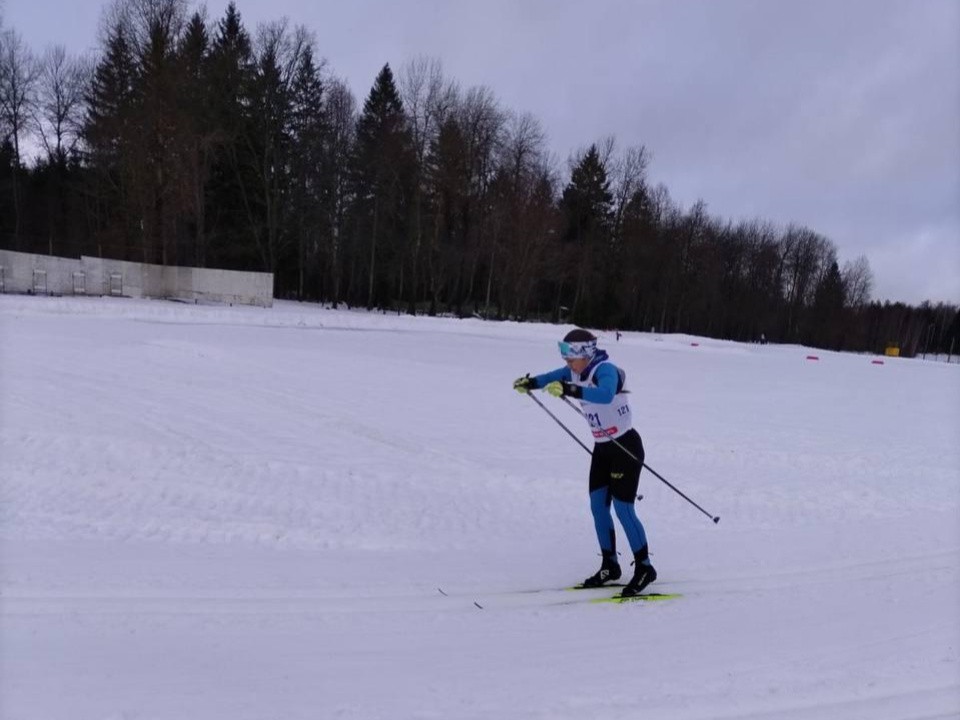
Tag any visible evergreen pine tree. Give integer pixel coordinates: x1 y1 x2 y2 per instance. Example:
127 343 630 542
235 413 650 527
560 144 613 244
811 260 846 349
176 11 212 266
206 1 255 269
83 21 137 258
246 29 291 273
352 63 412 309
131 0 186 265
289 44 326 298
559 144 613 323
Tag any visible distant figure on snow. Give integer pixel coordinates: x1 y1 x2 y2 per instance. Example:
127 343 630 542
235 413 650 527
511 328 656 597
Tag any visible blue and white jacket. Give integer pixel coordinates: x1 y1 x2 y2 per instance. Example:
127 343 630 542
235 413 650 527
534 350 633 442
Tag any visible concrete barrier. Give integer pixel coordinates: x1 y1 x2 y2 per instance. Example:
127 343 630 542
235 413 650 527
0 249 273 307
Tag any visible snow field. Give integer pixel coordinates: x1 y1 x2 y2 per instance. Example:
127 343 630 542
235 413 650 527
1 295 958 720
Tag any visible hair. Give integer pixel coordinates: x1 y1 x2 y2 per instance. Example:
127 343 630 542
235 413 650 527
563 328 596 343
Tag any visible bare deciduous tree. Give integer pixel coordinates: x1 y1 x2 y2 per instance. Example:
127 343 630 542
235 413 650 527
496 111 552 318
499 111 545 183
400 56 452 166
0 27 40 242
399 56 456 312
610 143 650 241
454 85 505 314
34 45 92 162
456 85 505 198
842 255 873 309
0 31 36 134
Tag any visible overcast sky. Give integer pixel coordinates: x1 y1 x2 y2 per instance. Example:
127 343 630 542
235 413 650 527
4 0 959 304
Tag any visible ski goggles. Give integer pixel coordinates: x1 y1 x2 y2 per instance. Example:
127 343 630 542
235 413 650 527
558 339 596 360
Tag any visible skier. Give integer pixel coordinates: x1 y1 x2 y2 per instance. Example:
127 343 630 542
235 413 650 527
512 328 657 597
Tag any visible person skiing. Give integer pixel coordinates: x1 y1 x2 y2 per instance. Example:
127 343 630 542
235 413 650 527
512 328 657 597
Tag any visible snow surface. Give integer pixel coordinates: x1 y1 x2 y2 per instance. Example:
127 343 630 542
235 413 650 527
1 295 958 720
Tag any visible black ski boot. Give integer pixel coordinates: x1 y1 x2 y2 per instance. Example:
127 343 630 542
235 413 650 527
581 552 622 588
621 548 657 597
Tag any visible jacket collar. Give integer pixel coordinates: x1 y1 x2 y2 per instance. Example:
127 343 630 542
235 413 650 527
579 349 609 381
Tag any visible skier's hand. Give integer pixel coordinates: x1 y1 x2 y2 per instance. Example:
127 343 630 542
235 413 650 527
513 374 537 394
545 381 582 399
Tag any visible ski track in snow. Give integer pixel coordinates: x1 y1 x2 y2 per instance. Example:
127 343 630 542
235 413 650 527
1 296 958 720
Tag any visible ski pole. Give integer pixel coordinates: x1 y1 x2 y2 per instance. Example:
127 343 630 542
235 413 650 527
526 391 648 501
559 396 720 525
525 391 593 456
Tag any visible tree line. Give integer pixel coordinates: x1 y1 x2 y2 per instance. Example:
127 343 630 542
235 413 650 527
1 0 957 357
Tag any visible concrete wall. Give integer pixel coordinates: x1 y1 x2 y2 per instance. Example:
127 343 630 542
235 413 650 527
0 250 273 307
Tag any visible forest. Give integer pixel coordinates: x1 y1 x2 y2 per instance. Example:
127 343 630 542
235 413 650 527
1 0 957 356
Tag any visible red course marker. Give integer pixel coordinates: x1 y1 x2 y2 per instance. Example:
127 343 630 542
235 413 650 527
806 355 819 361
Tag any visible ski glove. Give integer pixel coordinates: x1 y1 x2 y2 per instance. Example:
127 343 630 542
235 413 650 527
545 381 583 399
513 374 538 394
